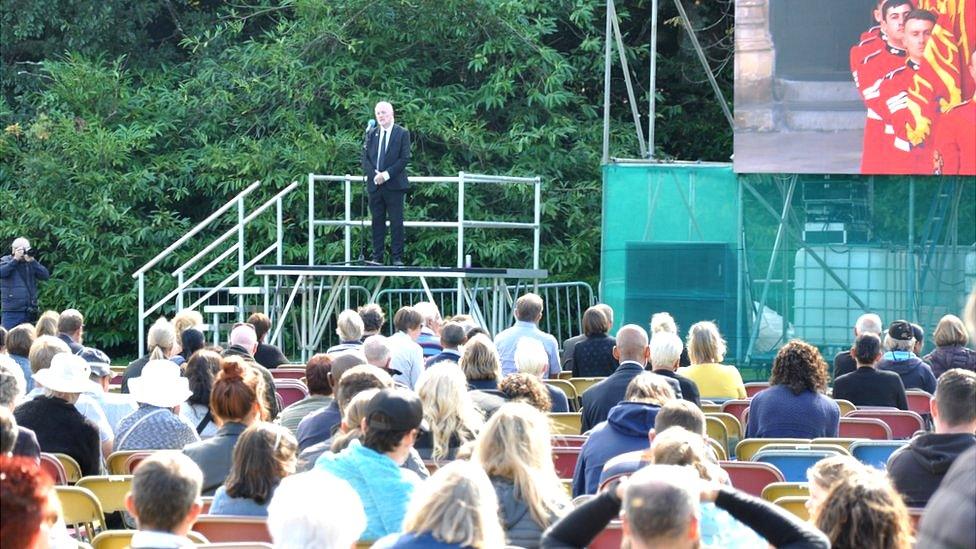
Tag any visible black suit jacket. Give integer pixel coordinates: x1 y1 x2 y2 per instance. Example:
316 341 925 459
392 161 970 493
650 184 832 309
580 361 645 433
362 123 411 192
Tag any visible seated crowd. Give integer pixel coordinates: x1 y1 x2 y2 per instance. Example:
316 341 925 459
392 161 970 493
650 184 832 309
1 293 975 549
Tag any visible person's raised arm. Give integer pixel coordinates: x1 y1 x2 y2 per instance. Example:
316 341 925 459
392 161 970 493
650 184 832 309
541 488 620 548
710 485 829 549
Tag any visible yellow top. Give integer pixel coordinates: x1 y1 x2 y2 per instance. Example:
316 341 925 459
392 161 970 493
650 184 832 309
678 362 747 399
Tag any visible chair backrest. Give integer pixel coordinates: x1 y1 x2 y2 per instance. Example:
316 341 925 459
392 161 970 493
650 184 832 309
849 440 908 469
548 412 583 436
57 485 106 542
810 437 861 451
835 399 857 416
561 479 573 498
273 379 309 408
719 461 785 497
552 446 582 479
700 402 722 414
752 443 850 456
53 453 83 484
847 409 925 439
91 530 207 549
761 482 810 502
201 496 214 515
773 496 811 520
557 371 573 380
588 520 624 549
75 476 133 515
552 435 588 448
192 516 272 544
720 399 752 424
907 507 924 533
270 367 306 380
744 382 770 397
735 438 810 461
543 379 580 410
905 390 933 417
106 450 154 475
706 437 728 461
705 416 729 457
839 417 893 439
124 452 151 474
422 459 442 475
706 412 743 455
567 377 604 398
40 452 68 485
753 449 844 482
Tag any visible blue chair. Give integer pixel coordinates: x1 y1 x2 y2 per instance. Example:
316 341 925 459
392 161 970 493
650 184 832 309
849 440 907 469
752 449 842 482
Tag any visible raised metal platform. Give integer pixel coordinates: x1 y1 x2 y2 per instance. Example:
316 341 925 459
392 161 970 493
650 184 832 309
255 264 548 361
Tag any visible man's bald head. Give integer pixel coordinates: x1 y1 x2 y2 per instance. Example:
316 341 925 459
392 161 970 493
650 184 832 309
615 324 650 364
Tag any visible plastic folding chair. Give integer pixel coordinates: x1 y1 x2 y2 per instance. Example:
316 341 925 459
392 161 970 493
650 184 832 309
589 520 624 549
734 438 810 461
907 507 924 533
720 461 785 497
52 453 83 484
192 516 272 544
706 437 728 461
705 416 729 457
838 417 892 439
720 399 752 424
700 402 722 414
811 437 861 451
773 496 810 520
274 379 309 408
548 412 583 436
40 452 68 485
106 451 153 475
270 367 307 380
744 382 770 397
835 399 857 416
849 440 907 469
552 446 582 479
847 409 925 439
92 530 208 549
76 476 133 515
544 379 580 411
567 377 604 398
124 452 151 474
552 435 588 448
706 412 743 455
57 485 106 542
905 389 934 428
201 496 214 515
761 482 810 502
753 449 844 482
557 371 574 380
561 479 573 498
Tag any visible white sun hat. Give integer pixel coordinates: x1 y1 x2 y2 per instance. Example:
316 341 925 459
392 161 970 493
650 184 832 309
129 359 192 409
32 353 102 394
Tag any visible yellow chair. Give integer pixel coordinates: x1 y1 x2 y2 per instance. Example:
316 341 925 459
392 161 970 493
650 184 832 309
561 479 574 498
761 482 810 502
57 486 106 542
706 412 743 453
752 442 851 457
700 403 722 414
706 437 728 461
568 377 604 397
558 371 574 380
106 451 153 475
835 399 856 416
812 437 861 451
76 476 133 515
53 453 83 484
92 530 209 549
774 496 810 520
735 439 810 461
549 412 583 436
356 542 376 549
544 379 580 408
705 417 729 457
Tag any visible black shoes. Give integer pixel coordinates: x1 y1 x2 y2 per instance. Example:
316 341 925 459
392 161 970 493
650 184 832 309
392 259 405 267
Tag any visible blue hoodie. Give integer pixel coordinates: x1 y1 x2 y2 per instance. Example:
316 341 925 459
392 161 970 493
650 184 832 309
572 401 660 496
879 352 937 393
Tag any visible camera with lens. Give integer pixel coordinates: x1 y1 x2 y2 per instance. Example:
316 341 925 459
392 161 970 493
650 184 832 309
23 247 35 258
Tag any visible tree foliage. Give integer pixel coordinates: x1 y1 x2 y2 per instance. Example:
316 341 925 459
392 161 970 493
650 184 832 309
0 0 734 355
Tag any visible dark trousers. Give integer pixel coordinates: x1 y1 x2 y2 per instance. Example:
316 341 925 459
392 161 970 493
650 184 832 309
1 310 31 330
369 188 405 261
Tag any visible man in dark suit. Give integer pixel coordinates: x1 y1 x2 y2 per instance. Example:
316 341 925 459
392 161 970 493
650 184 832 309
362 101 411 266
580 324 650 433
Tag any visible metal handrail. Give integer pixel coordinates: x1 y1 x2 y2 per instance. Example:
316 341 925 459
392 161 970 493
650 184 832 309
132 181 261 278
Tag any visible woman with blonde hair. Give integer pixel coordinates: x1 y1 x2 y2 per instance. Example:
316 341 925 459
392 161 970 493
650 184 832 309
678 321 746 399
121 317 176 392
460 334 507 417
171 309 204 365
374 460 506 548
573 373 675 496
805 455 863 517
473 402 568 548
924 314 976 377
499 373 551 412
33 311 58 338
813 467 913 549
414 363 483 461
650 426 766 548
650 311 691 367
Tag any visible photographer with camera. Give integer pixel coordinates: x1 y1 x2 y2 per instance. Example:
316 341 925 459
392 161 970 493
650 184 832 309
1 237 49 330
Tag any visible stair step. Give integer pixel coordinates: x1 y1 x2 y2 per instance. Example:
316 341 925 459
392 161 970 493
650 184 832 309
226 286 264 295
775 79 862 103
203 305 238 314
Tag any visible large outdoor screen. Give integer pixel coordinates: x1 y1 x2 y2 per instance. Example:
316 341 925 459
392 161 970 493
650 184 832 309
734 0 974 175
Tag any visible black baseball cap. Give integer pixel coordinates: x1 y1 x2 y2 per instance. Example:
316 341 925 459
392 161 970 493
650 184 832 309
888 320 914 341
365 388 429 432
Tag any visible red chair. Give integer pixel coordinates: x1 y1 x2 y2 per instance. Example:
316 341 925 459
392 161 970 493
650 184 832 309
589 521 624 549
270 367 306 380
720 461 785 497
907 507 924 533
552 447 582 479
847 410 925 439
721 399 752 424
192 516 272 543
124 453 150 474
40 453 68 485
551 435 588 448
744 382 769 398
838 417 892 440
274 379 309 408
905 390 933 417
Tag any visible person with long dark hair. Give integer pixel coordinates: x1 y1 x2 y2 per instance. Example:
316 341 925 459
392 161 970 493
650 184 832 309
210 422 298 516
